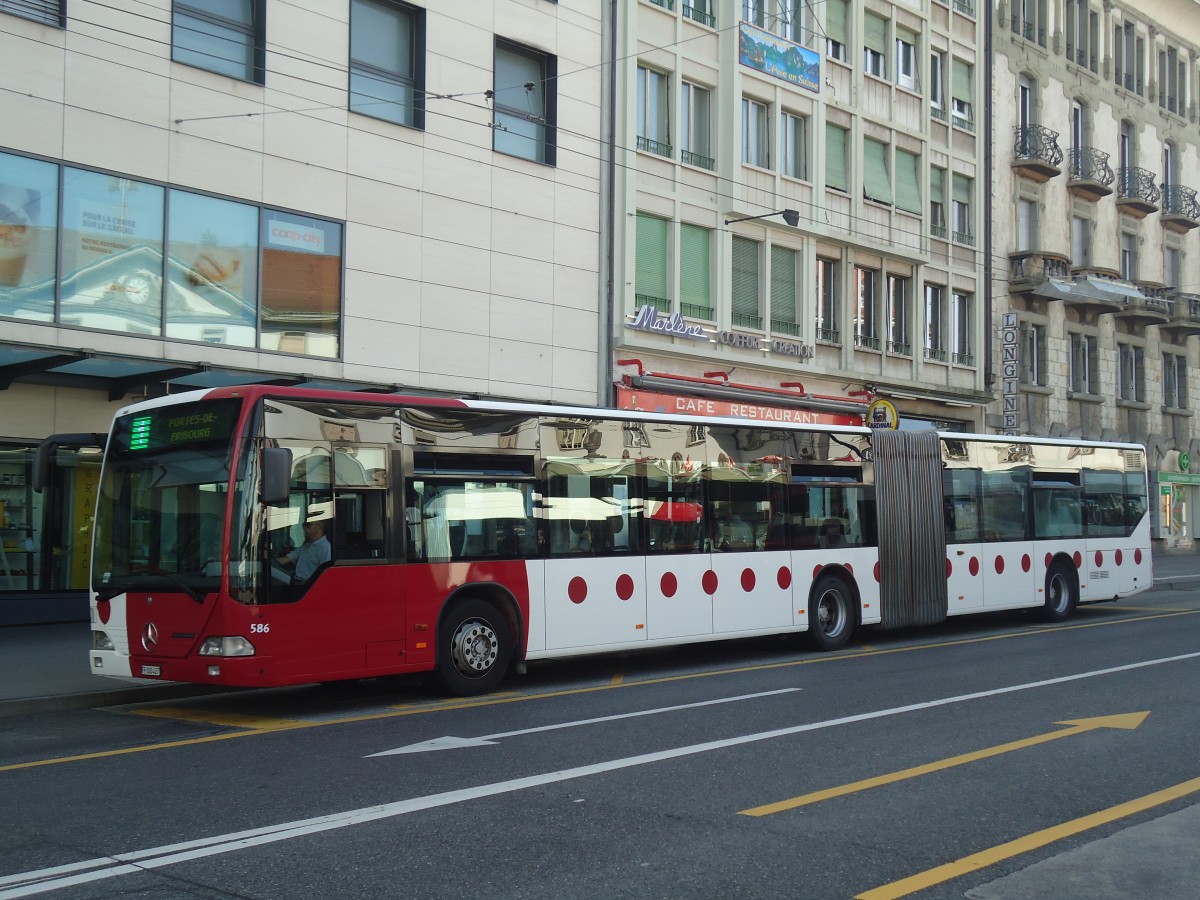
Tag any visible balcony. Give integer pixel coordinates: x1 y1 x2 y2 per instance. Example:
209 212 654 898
1066 147 1115 201
1012 125 1063 183
1116 167 1160 218
636 136 673 158
1162 292 1200 340
1011 18 1046 47
1161 184 1200 233
682 3 714 26
681 149 715 171
1113 286 1171 327
1008 251 1071 294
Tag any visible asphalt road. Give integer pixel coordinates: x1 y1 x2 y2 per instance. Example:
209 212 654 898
2 586 1199 899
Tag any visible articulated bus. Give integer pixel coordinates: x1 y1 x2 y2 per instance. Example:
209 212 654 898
40 385 1152 696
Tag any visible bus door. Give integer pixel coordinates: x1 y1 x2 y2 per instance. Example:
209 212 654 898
943 466 985 613
980 465 1036 607
541 418 646 650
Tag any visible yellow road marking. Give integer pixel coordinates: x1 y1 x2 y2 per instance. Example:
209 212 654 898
130 708 310 729
856 773 1200 899
1 608 1196 773
611 669 626 685
740 712 1149 816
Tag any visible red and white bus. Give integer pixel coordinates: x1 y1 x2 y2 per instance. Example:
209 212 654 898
41 385 1152 696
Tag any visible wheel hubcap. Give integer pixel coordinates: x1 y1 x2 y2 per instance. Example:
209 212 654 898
451 619 499 676
818 590 846 636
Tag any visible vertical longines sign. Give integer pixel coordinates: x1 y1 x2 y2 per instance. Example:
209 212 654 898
1001 312 1019 435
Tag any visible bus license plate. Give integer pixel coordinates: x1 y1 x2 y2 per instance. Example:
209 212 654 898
141 665 161 677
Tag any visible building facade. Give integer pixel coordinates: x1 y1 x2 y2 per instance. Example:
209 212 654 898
610 0 989 431
0 0 604 619
992 0 1200 549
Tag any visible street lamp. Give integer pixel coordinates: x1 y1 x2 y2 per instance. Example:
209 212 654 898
724 209 801 227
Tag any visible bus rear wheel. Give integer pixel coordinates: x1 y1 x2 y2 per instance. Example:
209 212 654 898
807 574 854 651
434 597 513 696
1041 562 1078 623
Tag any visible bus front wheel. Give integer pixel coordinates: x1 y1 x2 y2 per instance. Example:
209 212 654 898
434 597 513 696
807 574 854 651
1041 562 1078 623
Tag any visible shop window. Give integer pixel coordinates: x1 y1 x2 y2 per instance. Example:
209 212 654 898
259 212 343 358
0 150 58 322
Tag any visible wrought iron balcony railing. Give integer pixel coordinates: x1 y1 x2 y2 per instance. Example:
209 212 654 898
1068 147 1114 186
635 293 670 314
1013 124 1063 168
681 149 715 170
771 319 801 337
682 3 714 26
1162 184 1200 220
636 136 672 158
1117 167 1160 205
680 302 713 320
924 347 948 362
854 333 882 351
732 313 762 330
816 327 841 345
646 0 674 10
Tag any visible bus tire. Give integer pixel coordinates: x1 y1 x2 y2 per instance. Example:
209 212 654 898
1041 562 1078 623
807 573 855 651
434 597 513 696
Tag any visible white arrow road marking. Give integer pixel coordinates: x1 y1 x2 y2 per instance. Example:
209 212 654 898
4 651 1200 899
368 688 803 756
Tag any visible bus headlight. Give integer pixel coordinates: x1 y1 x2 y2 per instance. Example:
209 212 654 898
91 631 115 651
198 636 256 657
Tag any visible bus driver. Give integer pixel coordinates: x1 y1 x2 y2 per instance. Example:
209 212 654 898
278 512 332 582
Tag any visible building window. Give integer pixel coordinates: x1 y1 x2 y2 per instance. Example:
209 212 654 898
681 82 713 169
951 175 973 245
349 0 423 128
1016 197 1037 252
742 0 765 27
1020 321 1047 386
894 150 921 215
1119 231 1138 281
780 111 808 180
1165 244 1183 289
1118 343 1145 402
924 284 946 361
930 166 946 237
1070 332 1099 394
493 39 556 165
951 59 974 130
930 52 946 117
1164 352 1189 409
896 30 918 90
816 257 840 343
951 291 973 365
854 267 880 350
825 0 847 62
886 274 910 355
742 98 769 168
635 213 670 313
863 13 887 78
637 65 672 157
1071 215 1091 266
825 123 848 192
1 0 63 26
679 223 712 319
777 0 803 44
770 245 799 335
172 1 265 82
863 139 892 206
731 236 762 329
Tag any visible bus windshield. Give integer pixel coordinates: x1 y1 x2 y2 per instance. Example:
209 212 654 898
92 399 242 600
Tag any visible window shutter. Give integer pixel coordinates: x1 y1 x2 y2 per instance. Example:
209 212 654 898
863 139 892 205
635 214 669 304
731 237 760 317
825 124 848 191
679 224 711 311
952 59 971 103
952 174 971 204
3 0 64 26
930 166 944 205
894 150 921 213
864 14 887 55
770 246 797 323
826 0 847 45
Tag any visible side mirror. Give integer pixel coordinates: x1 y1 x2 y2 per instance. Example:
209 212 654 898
261 447 293 505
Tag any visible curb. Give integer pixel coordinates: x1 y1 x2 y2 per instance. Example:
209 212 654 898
0 683 232 718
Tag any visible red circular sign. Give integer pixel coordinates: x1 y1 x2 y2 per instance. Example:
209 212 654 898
702 570 719 595
740 568 756 592
1135 548 1143 565
568 576 587 604
995 555 1005 574
969 557 980 577
1022 554 1031 573
1115 549 1123 566
777 566 792 589
1073 551 1083 568
616 574 635 601
1095 550 1103 568
660 572 678 597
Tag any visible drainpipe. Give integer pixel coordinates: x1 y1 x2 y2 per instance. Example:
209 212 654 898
983 2 996 424
597 0 618 407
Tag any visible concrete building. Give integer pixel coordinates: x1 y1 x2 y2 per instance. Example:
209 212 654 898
0 0 604 619
991 0 1200 549
609 0 989 432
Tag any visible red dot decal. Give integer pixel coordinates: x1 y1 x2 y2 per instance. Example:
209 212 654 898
1135 548 1143 565
96 599 111 625
616 574 634 601
813 564 823 581
1073 551 1083 568
874 562 881 583
1095 550 1103 568
1045 552 1053 568
845 563 854 574
660 572 678 597
1022 554 1031 573
995 555 1005 574
777 567 792 589
946 558 953 578
702 570 719 595
741 568 756 592
969 557 980 577
568 576 587 604
1115 549 1123 566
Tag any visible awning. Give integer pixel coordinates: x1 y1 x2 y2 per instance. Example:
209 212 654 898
1031 275 1143 305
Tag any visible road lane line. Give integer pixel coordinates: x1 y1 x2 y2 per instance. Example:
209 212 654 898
129 708 310 729
3 608 1197 774
740 712 1150 816
856 774 1200 899
3 655 1199 897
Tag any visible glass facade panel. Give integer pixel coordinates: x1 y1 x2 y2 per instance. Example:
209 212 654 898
259 211 343 358
0 150 58 322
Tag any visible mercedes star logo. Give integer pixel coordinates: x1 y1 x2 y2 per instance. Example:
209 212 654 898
141 622 159 653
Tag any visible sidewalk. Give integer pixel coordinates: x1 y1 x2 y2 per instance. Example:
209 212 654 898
2 549 1199 718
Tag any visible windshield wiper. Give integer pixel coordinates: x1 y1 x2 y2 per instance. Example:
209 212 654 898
162 572 206 604
95 571 206 604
